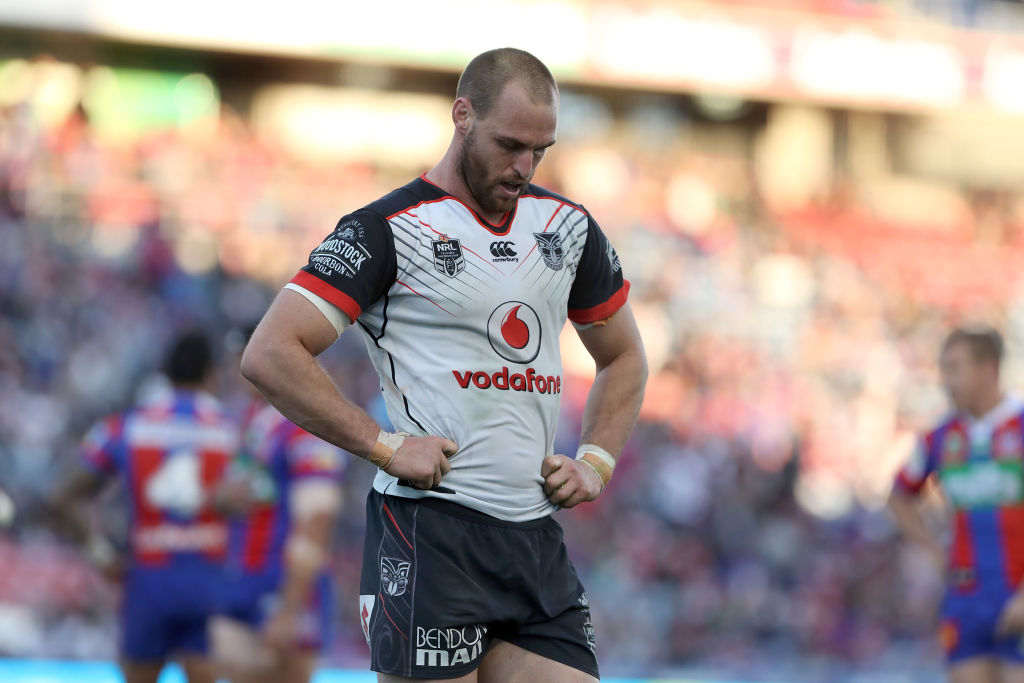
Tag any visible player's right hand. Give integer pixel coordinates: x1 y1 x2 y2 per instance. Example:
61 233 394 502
384 436 458 489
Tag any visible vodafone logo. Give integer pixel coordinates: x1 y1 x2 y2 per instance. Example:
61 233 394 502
487 301 541 364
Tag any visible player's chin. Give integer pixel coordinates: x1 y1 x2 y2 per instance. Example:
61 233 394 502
491 185 521 208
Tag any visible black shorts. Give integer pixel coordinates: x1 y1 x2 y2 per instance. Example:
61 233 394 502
359 489 599 679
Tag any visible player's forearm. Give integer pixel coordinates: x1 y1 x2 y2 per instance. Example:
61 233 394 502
888 491 943 557
278 512 334 614
579 345 647 459
241 337 379 458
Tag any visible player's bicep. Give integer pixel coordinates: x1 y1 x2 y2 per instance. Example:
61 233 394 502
254 288 341 359
576 303 644 370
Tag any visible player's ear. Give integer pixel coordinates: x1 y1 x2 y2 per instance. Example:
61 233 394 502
452 97 474 136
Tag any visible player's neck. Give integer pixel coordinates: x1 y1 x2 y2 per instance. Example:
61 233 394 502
426 152 505 225
967 388 1005 420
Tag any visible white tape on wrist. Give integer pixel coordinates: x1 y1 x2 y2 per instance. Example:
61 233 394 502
576 444 616 470
575 443 616 491
368 430 406 471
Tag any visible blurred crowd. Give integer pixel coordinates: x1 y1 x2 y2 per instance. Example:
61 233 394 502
6 79 1024 679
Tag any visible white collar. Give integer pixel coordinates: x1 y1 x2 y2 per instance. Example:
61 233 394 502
963 394 1023 440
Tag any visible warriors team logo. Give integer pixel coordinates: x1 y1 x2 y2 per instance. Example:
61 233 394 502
432 237 465 277
533 232 565 270
487 301 541 364
380 556 411 597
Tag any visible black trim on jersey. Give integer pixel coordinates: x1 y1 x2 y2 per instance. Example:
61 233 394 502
388 353 427 434
519 183 589 215
356 292 429 436
567 213 626 313
417 173 517 236
295 209 398 319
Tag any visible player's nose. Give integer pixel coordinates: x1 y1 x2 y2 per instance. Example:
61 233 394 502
511 150 533 178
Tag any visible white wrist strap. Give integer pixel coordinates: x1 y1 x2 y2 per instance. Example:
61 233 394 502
369 430 406 470
576 443 616 491
576 443 616 470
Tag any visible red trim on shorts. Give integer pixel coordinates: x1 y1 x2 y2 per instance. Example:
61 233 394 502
377 592 408 640
382 502 413 550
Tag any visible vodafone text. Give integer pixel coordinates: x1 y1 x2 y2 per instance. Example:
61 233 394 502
452 367 561 394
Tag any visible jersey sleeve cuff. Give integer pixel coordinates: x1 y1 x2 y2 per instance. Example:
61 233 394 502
288 270 362 324
894 471 924 495
568 280 630 325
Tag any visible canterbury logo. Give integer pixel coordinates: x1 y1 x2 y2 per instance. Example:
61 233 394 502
489 241 518 262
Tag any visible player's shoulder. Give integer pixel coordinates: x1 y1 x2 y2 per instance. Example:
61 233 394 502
520 183 589 216
85 412 127 443
358 176 449 222
922 412 962 443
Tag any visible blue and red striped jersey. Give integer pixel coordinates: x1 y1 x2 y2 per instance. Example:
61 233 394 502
228 401 346 576
80 390 240 569
895 396 1024 593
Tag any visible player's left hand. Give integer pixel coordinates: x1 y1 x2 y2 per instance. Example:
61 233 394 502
542 454 602 509
996 590 1024 636
263 608 301 652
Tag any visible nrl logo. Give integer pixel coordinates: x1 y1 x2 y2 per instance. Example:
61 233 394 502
533 232 564 271
380 556 411 597
432 236 465 278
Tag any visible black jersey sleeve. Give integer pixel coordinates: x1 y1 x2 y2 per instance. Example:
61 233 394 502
288 210 398 322
567 213 630 325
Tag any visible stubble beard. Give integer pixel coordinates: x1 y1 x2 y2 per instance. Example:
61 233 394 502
457 130 518 216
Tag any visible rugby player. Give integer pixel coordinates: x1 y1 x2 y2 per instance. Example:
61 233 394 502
891 327 1024 683
52 332 239 683
213 384 346 683
242 47 647 681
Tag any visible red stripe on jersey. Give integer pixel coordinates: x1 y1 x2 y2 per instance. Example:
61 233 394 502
289 270 361 322
569 280 631 325
242 504 277 572
129 447 169 566
1000 504 1024 586
197 450 230 562
950 510 976 585
395 279 456 317
417 173 513 235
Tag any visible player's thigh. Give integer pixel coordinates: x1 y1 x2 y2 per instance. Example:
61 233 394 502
119 660 164 683
209 617 279 683
1000 661 1024 683
478 640 597 683
276 649 319 683
949 656 999 683
180 654 218 683
377 672 476 683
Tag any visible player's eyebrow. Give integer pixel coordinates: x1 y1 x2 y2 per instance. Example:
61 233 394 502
495 135 556 151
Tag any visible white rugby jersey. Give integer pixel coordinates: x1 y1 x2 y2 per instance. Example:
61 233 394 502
288 175 629 521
